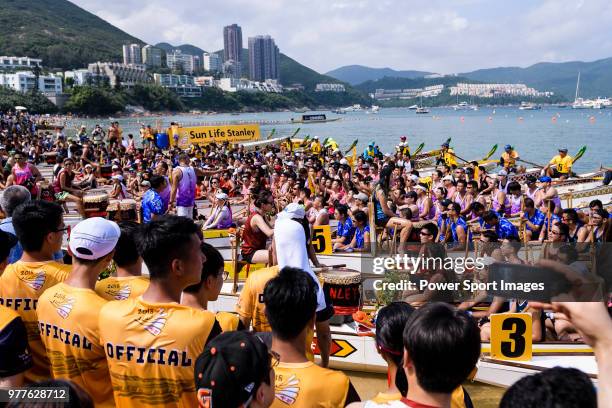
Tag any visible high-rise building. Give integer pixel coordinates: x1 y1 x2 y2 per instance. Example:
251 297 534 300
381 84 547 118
248 35 279 82
223 24 242 78
122 43 142 65
166 50 195 74
141 45 162 68
203 52 221 73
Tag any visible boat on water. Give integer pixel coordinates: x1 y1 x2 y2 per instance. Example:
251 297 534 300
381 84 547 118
366 105 380 114
572 72 597 109
331 108 347 114
342 104 363 112
453 100 478 111
407 104 419 110
290 114 341 124
518 102 542 110
415 107 430 114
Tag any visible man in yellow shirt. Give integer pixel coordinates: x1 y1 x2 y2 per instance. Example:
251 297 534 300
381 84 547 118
500 144 520 172
0 201 71 383
99 216 221 408
95 221 149 301
545 148 573 180
37 217 121 407
265 267 360 407
0 230 33 388
310 136 322 155
437 142 457 167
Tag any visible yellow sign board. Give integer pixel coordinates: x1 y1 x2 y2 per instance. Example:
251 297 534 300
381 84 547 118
174 124 261 148
490 313 532 361
312 225 333 255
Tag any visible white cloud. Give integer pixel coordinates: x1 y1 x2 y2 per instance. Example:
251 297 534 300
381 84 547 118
71 0 612 73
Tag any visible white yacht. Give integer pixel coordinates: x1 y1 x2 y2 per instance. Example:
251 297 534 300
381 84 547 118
572 72 593 109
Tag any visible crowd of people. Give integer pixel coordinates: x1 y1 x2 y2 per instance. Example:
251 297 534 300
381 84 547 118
0 109 610 407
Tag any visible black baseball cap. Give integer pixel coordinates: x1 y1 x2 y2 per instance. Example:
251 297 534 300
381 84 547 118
194 331 274 407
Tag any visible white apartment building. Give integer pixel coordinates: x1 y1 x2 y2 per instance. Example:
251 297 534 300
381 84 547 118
0 56 43 69
88 62 151 88
203 52 221 73
315 83 346 92
153 74 202 97
216 78 282 93
0 71 62 94
450 83 553 98
64 69 92 86
122 44 142 65
166 50 196 74
373 84 444 100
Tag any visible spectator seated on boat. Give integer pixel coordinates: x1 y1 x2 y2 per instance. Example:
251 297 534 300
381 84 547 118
500 367 596 408
202 192 234 230
332 204 355 251
340 210 370 252
240 190 275 264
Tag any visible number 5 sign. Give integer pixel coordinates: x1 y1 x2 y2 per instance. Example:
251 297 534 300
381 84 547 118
312 225 333 255
490 313 532 361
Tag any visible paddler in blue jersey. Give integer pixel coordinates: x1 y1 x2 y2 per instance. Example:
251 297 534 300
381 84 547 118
363 141 378 159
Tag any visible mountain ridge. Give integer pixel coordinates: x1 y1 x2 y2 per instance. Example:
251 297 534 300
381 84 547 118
325 64 433 85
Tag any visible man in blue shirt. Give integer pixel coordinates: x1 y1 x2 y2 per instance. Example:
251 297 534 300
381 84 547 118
520 197 545 241
332 204 355 251
482 210 518 239
141 175 167 223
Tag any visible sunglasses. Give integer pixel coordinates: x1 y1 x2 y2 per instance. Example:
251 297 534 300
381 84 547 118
420 231 432 236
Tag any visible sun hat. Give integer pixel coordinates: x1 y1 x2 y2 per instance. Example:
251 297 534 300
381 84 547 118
69 217 120 260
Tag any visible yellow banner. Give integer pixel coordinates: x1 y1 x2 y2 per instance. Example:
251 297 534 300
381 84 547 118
174 124 261 148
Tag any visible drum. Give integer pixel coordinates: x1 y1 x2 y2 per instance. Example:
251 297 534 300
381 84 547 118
107 200 120 221
43 152 57 165
100 165 112 179
320 269 362 315
82 190 109 216
119 199 137 222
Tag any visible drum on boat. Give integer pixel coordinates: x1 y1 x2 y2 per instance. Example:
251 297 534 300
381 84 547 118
82 190 109 217
320 269 362 316
100 164 113 179
107 200 120 221
119 199 138 222
43 152 57 165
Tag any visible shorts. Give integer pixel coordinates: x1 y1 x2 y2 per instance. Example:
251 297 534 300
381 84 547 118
177 205 193 218
551 169 569 178
375 216 390 228
54 192 69 201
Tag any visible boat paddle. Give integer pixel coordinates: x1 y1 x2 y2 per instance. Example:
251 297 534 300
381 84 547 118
412 142 425 156
266 128 276 140
344 139 359 155
481 144 498 161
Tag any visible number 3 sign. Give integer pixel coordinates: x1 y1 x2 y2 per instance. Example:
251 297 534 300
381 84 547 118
490 313 532 361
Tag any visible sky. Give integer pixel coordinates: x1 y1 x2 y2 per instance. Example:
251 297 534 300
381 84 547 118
71 0 612 74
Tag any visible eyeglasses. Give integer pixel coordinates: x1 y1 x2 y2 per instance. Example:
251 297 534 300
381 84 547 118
420 231 432 237
53 226 69 233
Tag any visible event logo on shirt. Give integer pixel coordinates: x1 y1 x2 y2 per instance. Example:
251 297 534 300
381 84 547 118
106 284 131 300
18 270 46 291
275 374 300 405
136 308 168 336
50 295 76 319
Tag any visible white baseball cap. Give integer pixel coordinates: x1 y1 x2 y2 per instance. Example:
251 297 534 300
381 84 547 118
278 203 305 220
215 192 229 200
69 217 120 260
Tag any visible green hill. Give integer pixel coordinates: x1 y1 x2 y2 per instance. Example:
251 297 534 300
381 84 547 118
461 58 612 99
0 0 142 69
155 42 207 56
326 65 433 85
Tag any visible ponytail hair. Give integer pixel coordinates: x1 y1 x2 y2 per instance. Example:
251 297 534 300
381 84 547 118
375 302 415 396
